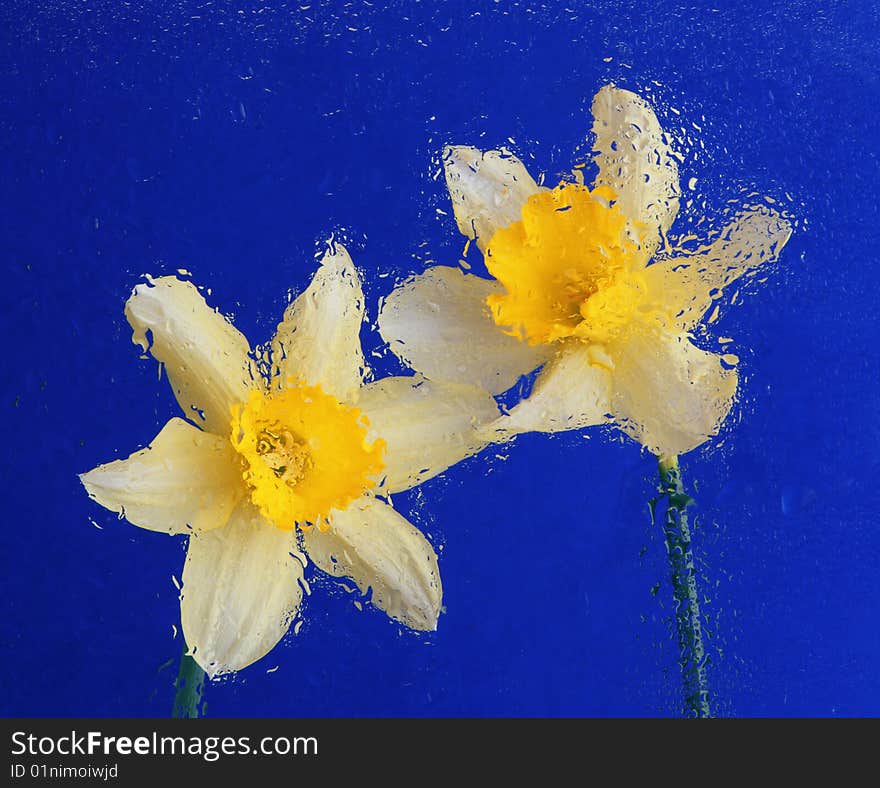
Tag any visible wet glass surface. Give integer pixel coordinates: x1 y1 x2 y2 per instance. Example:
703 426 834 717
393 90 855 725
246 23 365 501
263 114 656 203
2 1 878 717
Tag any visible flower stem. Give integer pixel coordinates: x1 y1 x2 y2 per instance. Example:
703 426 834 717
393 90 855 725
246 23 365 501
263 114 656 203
171 642 205 719
657 454 711 718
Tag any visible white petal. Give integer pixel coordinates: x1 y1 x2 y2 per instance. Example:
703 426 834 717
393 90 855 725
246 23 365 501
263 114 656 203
126 277 253 435
271 243 365 402
358 375 499 493
443 146 542 251
79 418 244 534
303 496 441 631
591 85 680 252
610 329 737 457
482 343 612 440
379 265 550 395
644 204 793 331
181 500 303 675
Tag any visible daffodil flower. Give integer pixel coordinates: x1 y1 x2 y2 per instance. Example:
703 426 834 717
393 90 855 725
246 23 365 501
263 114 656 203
80 243 499 676
379 85 792 457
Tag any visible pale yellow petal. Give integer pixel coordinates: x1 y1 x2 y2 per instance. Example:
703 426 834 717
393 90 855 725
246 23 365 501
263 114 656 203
443 145 542 251
482 342 612 440
610 328 737 457
644 204 793 331
126 277 253 435
270 243 365 402
303 496 441 631
379 265 551 395
79 417 244 534
591 85 680 252
181 500 303 675
358 375 499 493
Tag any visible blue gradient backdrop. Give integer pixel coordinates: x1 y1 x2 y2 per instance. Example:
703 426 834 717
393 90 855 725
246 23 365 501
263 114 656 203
2 1 878 717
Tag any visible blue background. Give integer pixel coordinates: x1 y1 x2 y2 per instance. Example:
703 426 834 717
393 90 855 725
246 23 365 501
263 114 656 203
2 1 877 717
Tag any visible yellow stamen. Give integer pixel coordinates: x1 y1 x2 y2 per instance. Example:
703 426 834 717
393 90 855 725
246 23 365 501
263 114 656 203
485 183 666 346
230 383 385 530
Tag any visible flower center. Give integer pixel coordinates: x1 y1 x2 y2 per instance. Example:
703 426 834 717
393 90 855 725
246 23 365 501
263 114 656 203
485 183 660 346
254 427 312 486
230 383 385 530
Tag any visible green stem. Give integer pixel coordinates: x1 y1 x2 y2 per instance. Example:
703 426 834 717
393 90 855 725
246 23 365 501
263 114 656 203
171 642 205 719
657 454 711 718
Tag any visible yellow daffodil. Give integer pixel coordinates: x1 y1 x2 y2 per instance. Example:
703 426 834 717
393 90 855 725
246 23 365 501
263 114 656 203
379 85 792 457
80 243 499 675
